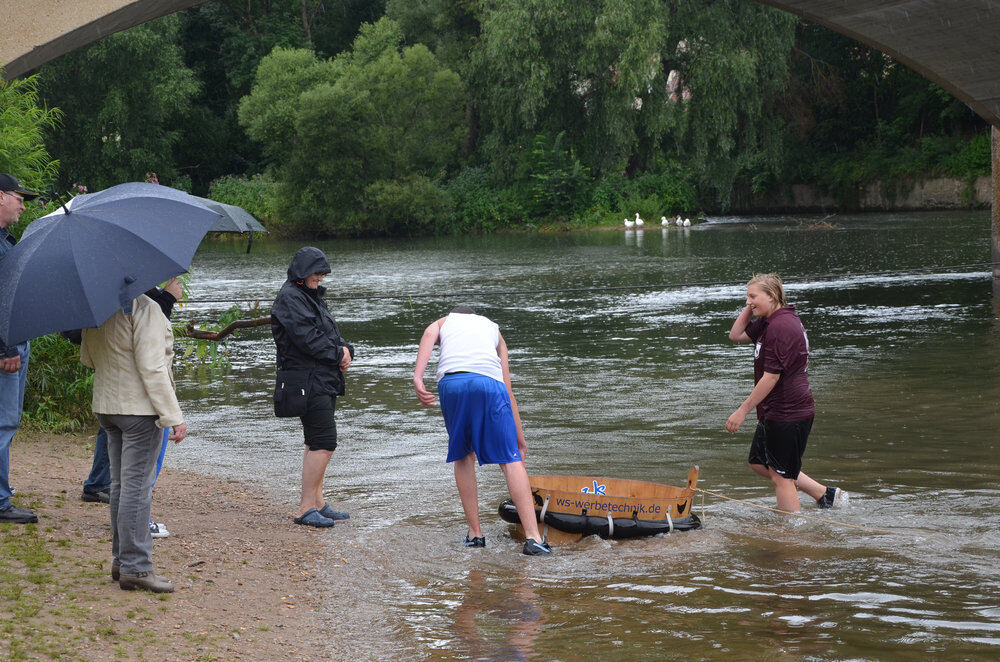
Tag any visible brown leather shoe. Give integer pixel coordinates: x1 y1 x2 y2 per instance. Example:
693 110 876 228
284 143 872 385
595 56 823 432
119 571 173 593
111 563 120 581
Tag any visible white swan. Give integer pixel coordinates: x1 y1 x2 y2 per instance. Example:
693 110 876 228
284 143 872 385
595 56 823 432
624 218 635 229
635 212 644 227
675 215 683 227
661 216 669 226
683 218 691 227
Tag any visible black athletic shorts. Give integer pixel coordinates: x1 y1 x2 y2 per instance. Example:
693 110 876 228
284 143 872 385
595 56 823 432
301 393 337 452
747 418 813 480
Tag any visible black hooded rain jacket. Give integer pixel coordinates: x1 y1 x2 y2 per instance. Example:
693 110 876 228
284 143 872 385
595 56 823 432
270 247 354 397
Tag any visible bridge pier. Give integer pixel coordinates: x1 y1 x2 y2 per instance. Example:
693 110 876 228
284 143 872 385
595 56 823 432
994 126 1000 298
993 126 1000 313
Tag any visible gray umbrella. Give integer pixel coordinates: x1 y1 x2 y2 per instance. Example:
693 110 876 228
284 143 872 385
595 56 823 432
189 195 267 253
0 182 220 346
189 195 268 233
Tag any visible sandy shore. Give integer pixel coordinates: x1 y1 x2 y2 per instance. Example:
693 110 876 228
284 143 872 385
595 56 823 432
1 430 335 661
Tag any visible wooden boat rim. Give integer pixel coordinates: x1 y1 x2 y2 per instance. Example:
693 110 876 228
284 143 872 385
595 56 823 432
528 473 697 503
529 486 693 504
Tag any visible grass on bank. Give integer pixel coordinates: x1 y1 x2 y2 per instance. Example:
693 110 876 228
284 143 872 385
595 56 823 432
0 435 184 661
0 492 106 661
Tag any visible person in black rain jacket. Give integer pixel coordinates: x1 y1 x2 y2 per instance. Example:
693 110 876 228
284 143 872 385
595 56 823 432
271 246 355 528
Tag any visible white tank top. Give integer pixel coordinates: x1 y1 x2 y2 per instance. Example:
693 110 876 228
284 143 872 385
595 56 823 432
435 313 504 383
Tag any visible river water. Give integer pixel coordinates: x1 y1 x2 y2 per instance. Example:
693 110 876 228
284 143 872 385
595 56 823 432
171 212 999 660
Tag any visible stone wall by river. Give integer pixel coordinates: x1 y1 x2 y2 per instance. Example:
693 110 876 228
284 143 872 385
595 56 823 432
747 175 992 212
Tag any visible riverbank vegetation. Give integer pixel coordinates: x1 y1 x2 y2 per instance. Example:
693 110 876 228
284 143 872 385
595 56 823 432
6 1 992 237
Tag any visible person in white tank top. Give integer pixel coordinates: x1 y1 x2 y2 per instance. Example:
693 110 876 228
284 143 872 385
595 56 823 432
435 312 504 382
414 307 551 555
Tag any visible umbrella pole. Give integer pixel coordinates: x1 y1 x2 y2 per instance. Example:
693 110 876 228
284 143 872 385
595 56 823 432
246 231 254 254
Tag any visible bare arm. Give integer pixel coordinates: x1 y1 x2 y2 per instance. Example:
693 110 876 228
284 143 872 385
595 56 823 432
413 318 445 407
497 332 527 461
729 305 753 342
725 371 780 433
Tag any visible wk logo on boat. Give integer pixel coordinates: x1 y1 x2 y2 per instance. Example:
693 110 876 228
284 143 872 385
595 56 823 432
581 481 606 495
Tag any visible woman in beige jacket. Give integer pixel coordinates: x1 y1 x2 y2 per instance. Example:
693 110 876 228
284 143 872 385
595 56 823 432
81 293 187 593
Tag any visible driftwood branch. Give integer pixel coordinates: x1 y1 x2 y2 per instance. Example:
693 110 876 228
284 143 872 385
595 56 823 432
185 316 270 341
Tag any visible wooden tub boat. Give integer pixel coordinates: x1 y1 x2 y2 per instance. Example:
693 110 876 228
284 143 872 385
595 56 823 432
498 466 701 544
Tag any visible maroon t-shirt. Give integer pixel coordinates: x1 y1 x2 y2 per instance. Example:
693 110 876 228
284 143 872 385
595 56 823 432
744 305 814 422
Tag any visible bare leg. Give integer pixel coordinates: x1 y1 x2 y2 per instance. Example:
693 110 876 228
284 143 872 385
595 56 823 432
770 468 801 512
500 461 543 542
298 448 333 517
754 462 825 502
794 471 826 501
454 453 482 538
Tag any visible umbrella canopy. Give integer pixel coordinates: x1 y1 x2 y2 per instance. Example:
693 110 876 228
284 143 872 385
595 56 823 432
188 195 268 234
0 182 220 347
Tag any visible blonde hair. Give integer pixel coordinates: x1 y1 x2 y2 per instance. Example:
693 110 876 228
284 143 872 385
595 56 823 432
747 273 786 307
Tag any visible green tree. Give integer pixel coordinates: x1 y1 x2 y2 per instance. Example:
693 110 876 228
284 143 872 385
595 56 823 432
0 71 61 194
240 18 465 233
38 15 199 191
778 22 989 200
173 1 386 191
236 48 339 166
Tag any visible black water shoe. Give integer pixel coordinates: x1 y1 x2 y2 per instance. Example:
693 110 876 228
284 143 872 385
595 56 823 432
463 535 486 548
293 508 334 528
319 503 350 521
522 538 552 556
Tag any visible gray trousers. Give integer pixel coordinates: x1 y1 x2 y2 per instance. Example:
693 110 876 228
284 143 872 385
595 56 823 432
97 413 161 574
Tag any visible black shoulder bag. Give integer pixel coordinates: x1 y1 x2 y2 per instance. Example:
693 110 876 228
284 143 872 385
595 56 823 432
274 369 310 417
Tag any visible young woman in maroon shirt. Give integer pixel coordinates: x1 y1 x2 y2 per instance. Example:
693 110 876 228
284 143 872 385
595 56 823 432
725 273 845 512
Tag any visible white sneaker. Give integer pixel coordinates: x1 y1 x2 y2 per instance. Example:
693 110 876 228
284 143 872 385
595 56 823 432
150 521 170 538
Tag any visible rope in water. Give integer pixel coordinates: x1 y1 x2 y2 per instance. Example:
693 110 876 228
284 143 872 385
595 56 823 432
180 261 998 305
694 487 898 535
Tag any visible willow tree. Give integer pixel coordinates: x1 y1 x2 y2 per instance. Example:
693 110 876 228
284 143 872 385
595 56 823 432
445 0 796 206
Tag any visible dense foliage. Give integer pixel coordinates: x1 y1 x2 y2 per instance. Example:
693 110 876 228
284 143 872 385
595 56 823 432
22 334 95 432
38 16 199 193
15 1 992 235
0 71 61 196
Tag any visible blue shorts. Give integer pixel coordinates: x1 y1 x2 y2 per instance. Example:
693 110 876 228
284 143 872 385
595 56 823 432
438 373 521 465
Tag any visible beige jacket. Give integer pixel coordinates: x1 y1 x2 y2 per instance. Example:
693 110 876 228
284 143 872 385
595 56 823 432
81 294 183 428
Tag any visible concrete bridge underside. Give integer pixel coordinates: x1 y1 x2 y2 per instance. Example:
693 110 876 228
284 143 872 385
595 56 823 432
1 0 999 282
1 0 210 80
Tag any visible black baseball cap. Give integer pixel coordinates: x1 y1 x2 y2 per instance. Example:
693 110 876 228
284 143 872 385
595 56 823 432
0 174 39 200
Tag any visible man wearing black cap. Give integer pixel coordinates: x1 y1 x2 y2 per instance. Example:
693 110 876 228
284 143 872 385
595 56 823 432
0 173 40 523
